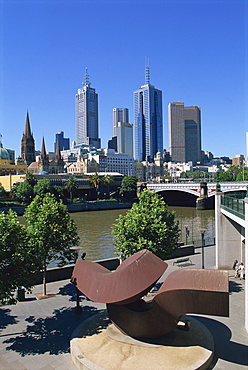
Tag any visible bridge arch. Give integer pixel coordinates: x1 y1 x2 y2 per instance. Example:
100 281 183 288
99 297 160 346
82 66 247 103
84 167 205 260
157 190 196 207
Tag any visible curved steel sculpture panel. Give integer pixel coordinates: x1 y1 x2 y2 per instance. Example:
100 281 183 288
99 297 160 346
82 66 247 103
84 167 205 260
71 249 229 339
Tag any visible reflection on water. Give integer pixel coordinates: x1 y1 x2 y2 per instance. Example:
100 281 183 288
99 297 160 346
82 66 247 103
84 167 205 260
70 207 215 261
18 206 215 262
70 209 128 261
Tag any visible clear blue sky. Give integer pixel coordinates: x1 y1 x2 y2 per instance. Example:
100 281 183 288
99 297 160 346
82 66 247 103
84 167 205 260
0 0 247 159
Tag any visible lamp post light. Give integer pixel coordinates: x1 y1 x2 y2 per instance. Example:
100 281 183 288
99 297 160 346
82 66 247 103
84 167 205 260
70 246 85 314
199 229 207 269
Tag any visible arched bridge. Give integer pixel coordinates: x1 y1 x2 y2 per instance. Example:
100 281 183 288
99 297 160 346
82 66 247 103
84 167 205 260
146 181 248 208
147 181 248 198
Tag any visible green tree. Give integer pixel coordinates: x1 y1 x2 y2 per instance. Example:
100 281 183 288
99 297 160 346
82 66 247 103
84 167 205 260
34 178 52 197
102 174 114 198
0 210 40 304
112 189 180 260
65 175 79 200
89 172 102 199
119 175 137 199
26 172 36 186
0 182 6 198
13 181 34 204
24 193 79 295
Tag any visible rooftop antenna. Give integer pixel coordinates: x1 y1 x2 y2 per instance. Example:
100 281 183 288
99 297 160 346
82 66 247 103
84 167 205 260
145 57 150 84
83 67 91 86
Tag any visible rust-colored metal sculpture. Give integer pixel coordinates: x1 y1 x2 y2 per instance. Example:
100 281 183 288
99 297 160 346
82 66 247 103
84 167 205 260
71 249 229 339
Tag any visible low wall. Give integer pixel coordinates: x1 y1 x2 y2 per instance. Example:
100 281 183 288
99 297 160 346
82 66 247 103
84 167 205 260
34 257 121 285
67 201 133 212
170 244 195 258
0 201 134 216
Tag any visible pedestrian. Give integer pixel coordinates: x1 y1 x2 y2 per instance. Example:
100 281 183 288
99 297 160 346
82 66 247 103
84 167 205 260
238 262 245 280
233 260 239 278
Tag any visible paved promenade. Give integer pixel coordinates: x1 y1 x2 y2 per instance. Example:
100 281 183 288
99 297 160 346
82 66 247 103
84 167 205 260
0 245 247 369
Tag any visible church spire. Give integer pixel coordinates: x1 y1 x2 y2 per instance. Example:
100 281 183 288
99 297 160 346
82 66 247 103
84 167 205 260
41 137 47 158
21 112 35 165
24 111 32 137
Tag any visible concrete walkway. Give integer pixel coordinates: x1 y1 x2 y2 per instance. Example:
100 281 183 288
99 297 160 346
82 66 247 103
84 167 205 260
0 245 247 369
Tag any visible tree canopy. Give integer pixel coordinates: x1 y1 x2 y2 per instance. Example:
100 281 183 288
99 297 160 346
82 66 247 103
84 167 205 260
112 189 180 260
119 175 137 199
24 193 79 295
65 175 79 200
0 210 40 304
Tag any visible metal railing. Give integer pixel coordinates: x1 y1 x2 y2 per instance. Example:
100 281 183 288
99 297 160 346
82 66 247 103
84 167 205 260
221 195 245 220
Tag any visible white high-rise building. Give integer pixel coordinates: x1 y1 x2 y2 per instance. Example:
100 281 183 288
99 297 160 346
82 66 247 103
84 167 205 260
76 69 101 149
116 122 133 158
113 108 129 137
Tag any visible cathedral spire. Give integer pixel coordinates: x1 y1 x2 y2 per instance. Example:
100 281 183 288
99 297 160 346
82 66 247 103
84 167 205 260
55 139 62 160
24 111 32 137
41 137 47 158
21 112 35 165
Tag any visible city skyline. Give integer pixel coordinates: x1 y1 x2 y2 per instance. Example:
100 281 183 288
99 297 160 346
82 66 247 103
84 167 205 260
0 0 247 158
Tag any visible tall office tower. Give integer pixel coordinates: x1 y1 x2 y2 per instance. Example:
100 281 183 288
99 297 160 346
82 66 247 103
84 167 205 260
134 67 163 162
21 112 35 165
116 122 133 158
113 108 129 136
168 102 201 164
54 131 70 152
76 69 101 149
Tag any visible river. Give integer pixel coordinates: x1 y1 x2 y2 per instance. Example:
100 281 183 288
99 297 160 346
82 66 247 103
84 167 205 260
69 206 215 261
18 206 215 263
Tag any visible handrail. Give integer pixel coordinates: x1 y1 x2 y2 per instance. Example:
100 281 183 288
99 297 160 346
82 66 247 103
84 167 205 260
221 195 245 219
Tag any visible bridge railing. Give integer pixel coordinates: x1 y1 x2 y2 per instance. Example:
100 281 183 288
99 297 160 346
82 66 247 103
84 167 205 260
221 194 245 220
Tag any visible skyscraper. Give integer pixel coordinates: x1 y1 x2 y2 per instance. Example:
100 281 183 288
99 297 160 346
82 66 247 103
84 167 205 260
76 69 101 149
54 131 70 152
134 67 163 162
113 108 129 137
116 122 133 158
168 102 201 164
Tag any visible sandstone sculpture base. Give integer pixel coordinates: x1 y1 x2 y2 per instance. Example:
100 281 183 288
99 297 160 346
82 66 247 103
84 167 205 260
70 311 214 370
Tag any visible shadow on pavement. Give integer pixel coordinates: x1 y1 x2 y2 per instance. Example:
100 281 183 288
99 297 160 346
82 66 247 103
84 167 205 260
0 308 18 331
192 315 248 367
58 282 91 302
3 305 99 356
229 280 244 294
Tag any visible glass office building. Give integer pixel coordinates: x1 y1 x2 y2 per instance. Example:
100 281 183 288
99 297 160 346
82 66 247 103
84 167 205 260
76 69 101 149
134 70 163 162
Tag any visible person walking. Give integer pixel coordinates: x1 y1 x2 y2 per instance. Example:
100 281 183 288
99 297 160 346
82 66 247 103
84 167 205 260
238 262 245 280
233 260 239 278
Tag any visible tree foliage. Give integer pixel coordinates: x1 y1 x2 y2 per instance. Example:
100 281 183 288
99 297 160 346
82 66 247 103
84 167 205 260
112 189 180 260
34 178 52 197
119 175 137 199
0 182 6 198
0 210 40 304
24 193 79 295
65 175 79 200
12 181 34 204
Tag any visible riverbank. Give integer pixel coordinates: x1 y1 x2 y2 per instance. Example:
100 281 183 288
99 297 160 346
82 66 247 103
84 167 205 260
0 200 135 215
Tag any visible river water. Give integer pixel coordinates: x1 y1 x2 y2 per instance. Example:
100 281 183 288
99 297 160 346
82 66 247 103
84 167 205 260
69 206 215 261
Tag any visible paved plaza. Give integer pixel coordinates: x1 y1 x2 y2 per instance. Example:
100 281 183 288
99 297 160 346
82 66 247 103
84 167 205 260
0 245 247 369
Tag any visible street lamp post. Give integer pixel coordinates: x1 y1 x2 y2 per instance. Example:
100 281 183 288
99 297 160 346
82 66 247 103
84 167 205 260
199 229 206 269
70 246 85 314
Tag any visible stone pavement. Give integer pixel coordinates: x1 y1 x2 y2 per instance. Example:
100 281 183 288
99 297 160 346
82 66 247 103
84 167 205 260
0 245 247 370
